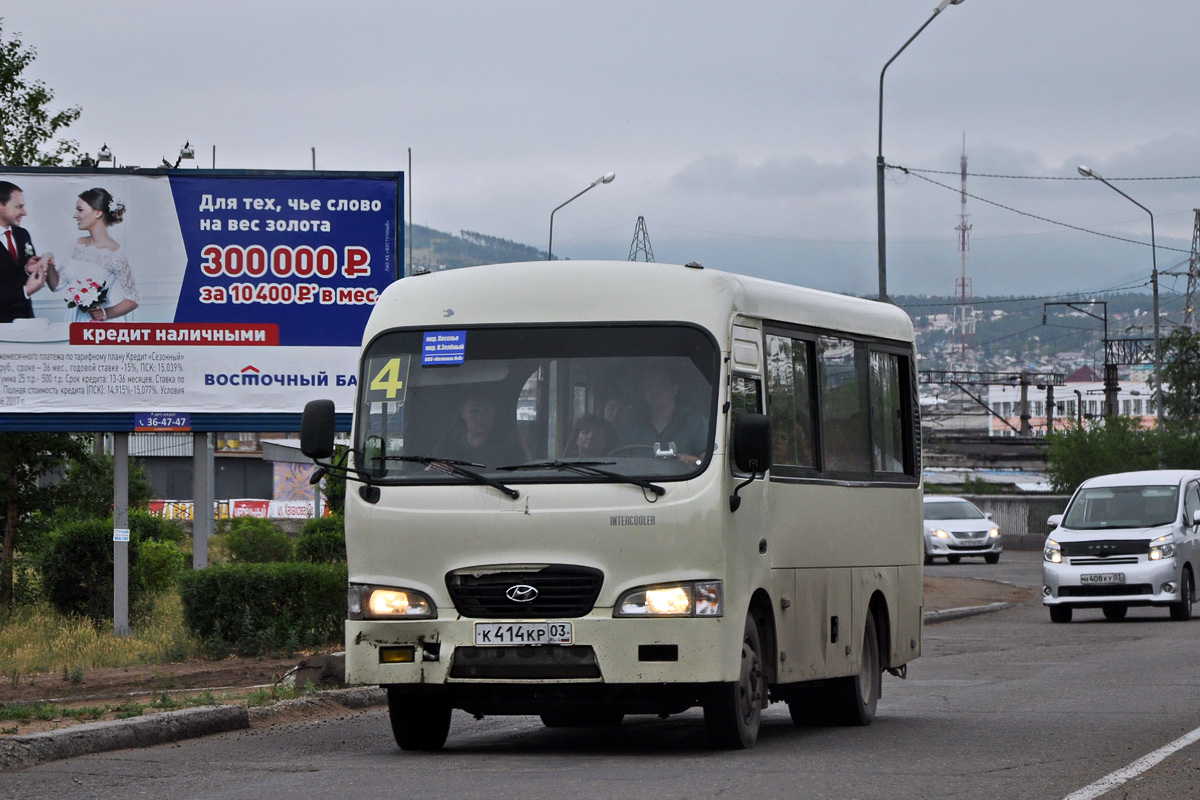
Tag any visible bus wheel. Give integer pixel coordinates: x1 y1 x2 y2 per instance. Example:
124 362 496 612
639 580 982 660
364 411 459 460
827 612 881 726
703 615 764 749
387 687 452 751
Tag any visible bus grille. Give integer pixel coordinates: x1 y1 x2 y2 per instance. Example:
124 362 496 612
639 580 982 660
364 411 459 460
446 564 604 618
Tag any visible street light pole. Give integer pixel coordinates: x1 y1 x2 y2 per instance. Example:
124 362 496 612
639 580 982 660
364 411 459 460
548 172 615 261
877 0 966 302
1077 166 1163 429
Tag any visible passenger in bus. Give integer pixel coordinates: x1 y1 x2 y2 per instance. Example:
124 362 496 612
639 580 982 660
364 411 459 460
618 366 708 464
433 393 526 467
562 413 616 458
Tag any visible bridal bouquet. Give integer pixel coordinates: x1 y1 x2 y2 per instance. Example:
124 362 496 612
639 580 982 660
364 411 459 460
64 277 110 313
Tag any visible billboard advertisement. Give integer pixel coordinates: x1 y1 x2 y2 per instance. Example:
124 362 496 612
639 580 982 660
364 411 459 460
0 168 401 430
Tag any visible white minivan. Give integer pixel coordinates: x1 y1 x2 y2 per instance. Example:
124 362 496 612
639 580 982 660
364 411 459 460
1043 470 1200 623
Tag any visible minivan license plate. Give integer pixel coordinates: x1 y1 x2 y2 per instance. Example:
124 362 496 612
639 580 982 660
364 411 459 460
475 622 573 646
1080 573 1125 585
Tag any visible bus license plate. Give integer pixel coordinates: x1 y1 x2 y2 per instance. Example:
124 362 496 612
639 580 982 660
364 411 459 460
1080 573 1125 585
475 622 573 646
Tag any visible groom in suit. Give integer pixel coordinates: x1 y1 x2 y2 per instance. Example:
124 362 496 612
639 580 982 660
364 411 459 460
0 181 48 324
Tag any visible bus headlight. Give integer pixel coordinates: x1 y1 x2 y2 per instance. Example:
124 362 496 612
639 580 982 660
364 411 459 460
1043 538 1062 564
1149 536 1176 561
615 580 723 617
349 584 436 619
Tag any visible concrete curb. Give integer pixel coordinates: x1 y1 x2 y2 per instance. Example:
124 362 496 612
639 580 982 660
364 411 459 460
924 601 1016 624
0 704 249 772
0 686 387 773
1 601 1015 772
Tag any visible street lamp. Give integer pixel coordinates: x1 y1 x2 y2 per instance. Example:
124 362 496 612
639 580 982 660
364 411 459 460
547 172 615 261
1077 165 1163 429
876 0 966 302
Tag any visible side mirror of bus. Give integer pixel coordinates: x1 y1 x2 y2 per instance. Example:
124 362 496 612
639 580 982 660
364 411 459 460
733 413 772 474
301 399 336 460
730 413 772 512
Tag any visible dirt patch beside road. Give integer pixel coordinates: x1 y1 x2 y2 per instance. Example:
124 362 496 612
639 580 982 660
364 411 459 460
0 576 1035 738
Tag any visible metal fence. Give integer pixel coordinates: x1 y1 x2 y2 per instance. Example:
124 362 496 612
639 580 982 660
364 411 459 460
962 494 1071 549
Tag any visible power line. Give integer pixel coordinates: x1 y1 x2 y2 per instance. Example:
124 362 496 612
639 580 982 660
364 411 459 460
888 164 1193 254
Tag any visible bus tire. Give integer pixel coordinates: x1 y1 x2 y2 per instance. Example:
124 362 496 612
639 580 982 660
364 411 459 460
703 614 765 749
387 687 452 751
828 612 881 727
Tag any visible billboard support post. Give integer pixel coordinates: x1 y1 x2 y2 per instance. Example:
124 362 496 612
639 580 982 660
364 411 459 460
192 432 212 569
113 432 131 637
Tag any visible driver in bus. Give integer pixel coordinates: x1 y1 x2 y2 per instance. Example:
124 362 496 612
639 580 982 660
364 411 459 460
617 366 708 466
433 393 526 467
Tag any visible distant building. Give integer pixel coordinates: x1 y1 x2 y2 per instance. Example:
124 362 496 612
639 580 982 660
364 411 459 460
986 366 1155 436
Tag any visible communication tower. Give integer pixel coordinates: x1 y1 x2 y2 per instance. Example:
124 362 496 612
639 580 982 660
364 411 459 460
952 136 976 360
628 216 655 262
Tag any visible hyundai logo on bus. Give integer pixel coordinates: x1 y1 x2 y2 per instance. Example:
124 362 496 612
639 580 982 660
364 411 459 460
506 585 539 603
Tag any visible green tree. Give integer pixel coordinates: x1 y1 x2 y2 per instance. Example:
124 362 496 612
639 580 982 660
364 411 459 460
1044 417 1158 494
1150 327 1200 427
319 444 348 515
0 18 82 166
0 433 90 608
50 450 154 522
0 21 86 609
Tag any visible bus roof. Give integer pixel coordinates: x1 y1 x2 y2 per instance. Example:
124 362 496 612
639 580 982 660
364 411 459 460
367 261 914 344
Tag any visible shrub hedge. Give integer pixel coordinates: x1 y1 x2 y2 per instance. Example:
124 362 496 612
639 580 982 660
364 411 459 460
222 517 294 563
295 515 346 563
178 562 347 656
37 516 183 624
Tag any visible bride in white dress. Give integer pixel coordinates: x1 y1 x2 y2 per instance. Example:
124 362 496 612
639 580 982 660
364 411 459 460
45 187 140 322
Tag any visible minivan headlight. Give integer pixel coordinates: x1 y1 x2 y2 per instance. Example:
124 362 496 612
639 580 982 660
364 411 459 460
348 584 436 619
1149 536 1176 561
929 528 950 539
615 580 723 617
1044 538 1062 564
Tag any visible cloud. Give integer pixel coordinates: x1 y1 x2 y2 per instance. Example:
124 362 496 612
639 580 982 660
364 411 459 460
669 152 868 198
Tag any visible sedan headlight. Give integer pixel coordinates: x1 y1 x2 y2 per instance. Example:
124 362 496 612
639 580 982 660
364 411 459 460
615 580 723 617
348 584 436 619
987 527 1000 539
928 528 950 539
1149 536 1176 561
1043 538 1062 564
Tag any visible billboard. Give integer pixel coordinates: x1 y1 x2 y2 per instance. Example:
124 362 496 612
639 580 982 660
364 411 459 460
0 168 402 431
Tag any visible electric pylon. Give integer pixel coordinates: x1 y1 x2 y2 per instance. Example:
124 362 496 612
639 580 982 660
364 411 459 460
628 216 655 262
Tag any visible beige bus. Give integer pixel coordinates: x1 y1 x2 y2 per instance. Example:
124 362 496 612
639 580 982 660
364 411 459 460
301 259 923 750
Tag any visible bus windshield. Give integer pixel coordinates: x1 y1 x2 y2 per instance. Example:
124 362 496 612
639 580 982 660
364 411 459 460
356 324 719 483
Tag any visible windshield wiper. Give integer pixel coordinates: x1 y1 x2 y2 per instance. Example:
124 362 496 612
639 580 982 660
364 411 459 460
385 455 520 500
500 460 665 497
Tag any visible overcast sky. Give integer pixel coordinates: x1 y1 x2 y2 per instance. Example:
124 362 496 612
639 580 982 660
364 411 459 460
10 0 1200 300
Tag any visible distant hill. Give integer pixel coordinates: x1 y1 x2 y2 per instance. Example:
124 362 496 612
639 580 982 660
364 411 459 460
408 225 545 272
399 224 1178 370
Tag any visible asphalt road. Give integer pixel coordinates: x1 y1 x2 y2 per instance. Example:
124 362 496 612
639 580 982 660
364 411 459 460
8 550 1200 799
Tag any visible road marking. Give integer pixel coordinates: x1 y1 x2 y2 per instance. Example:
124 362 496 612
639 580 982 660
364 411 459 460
1063 725 1200 800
